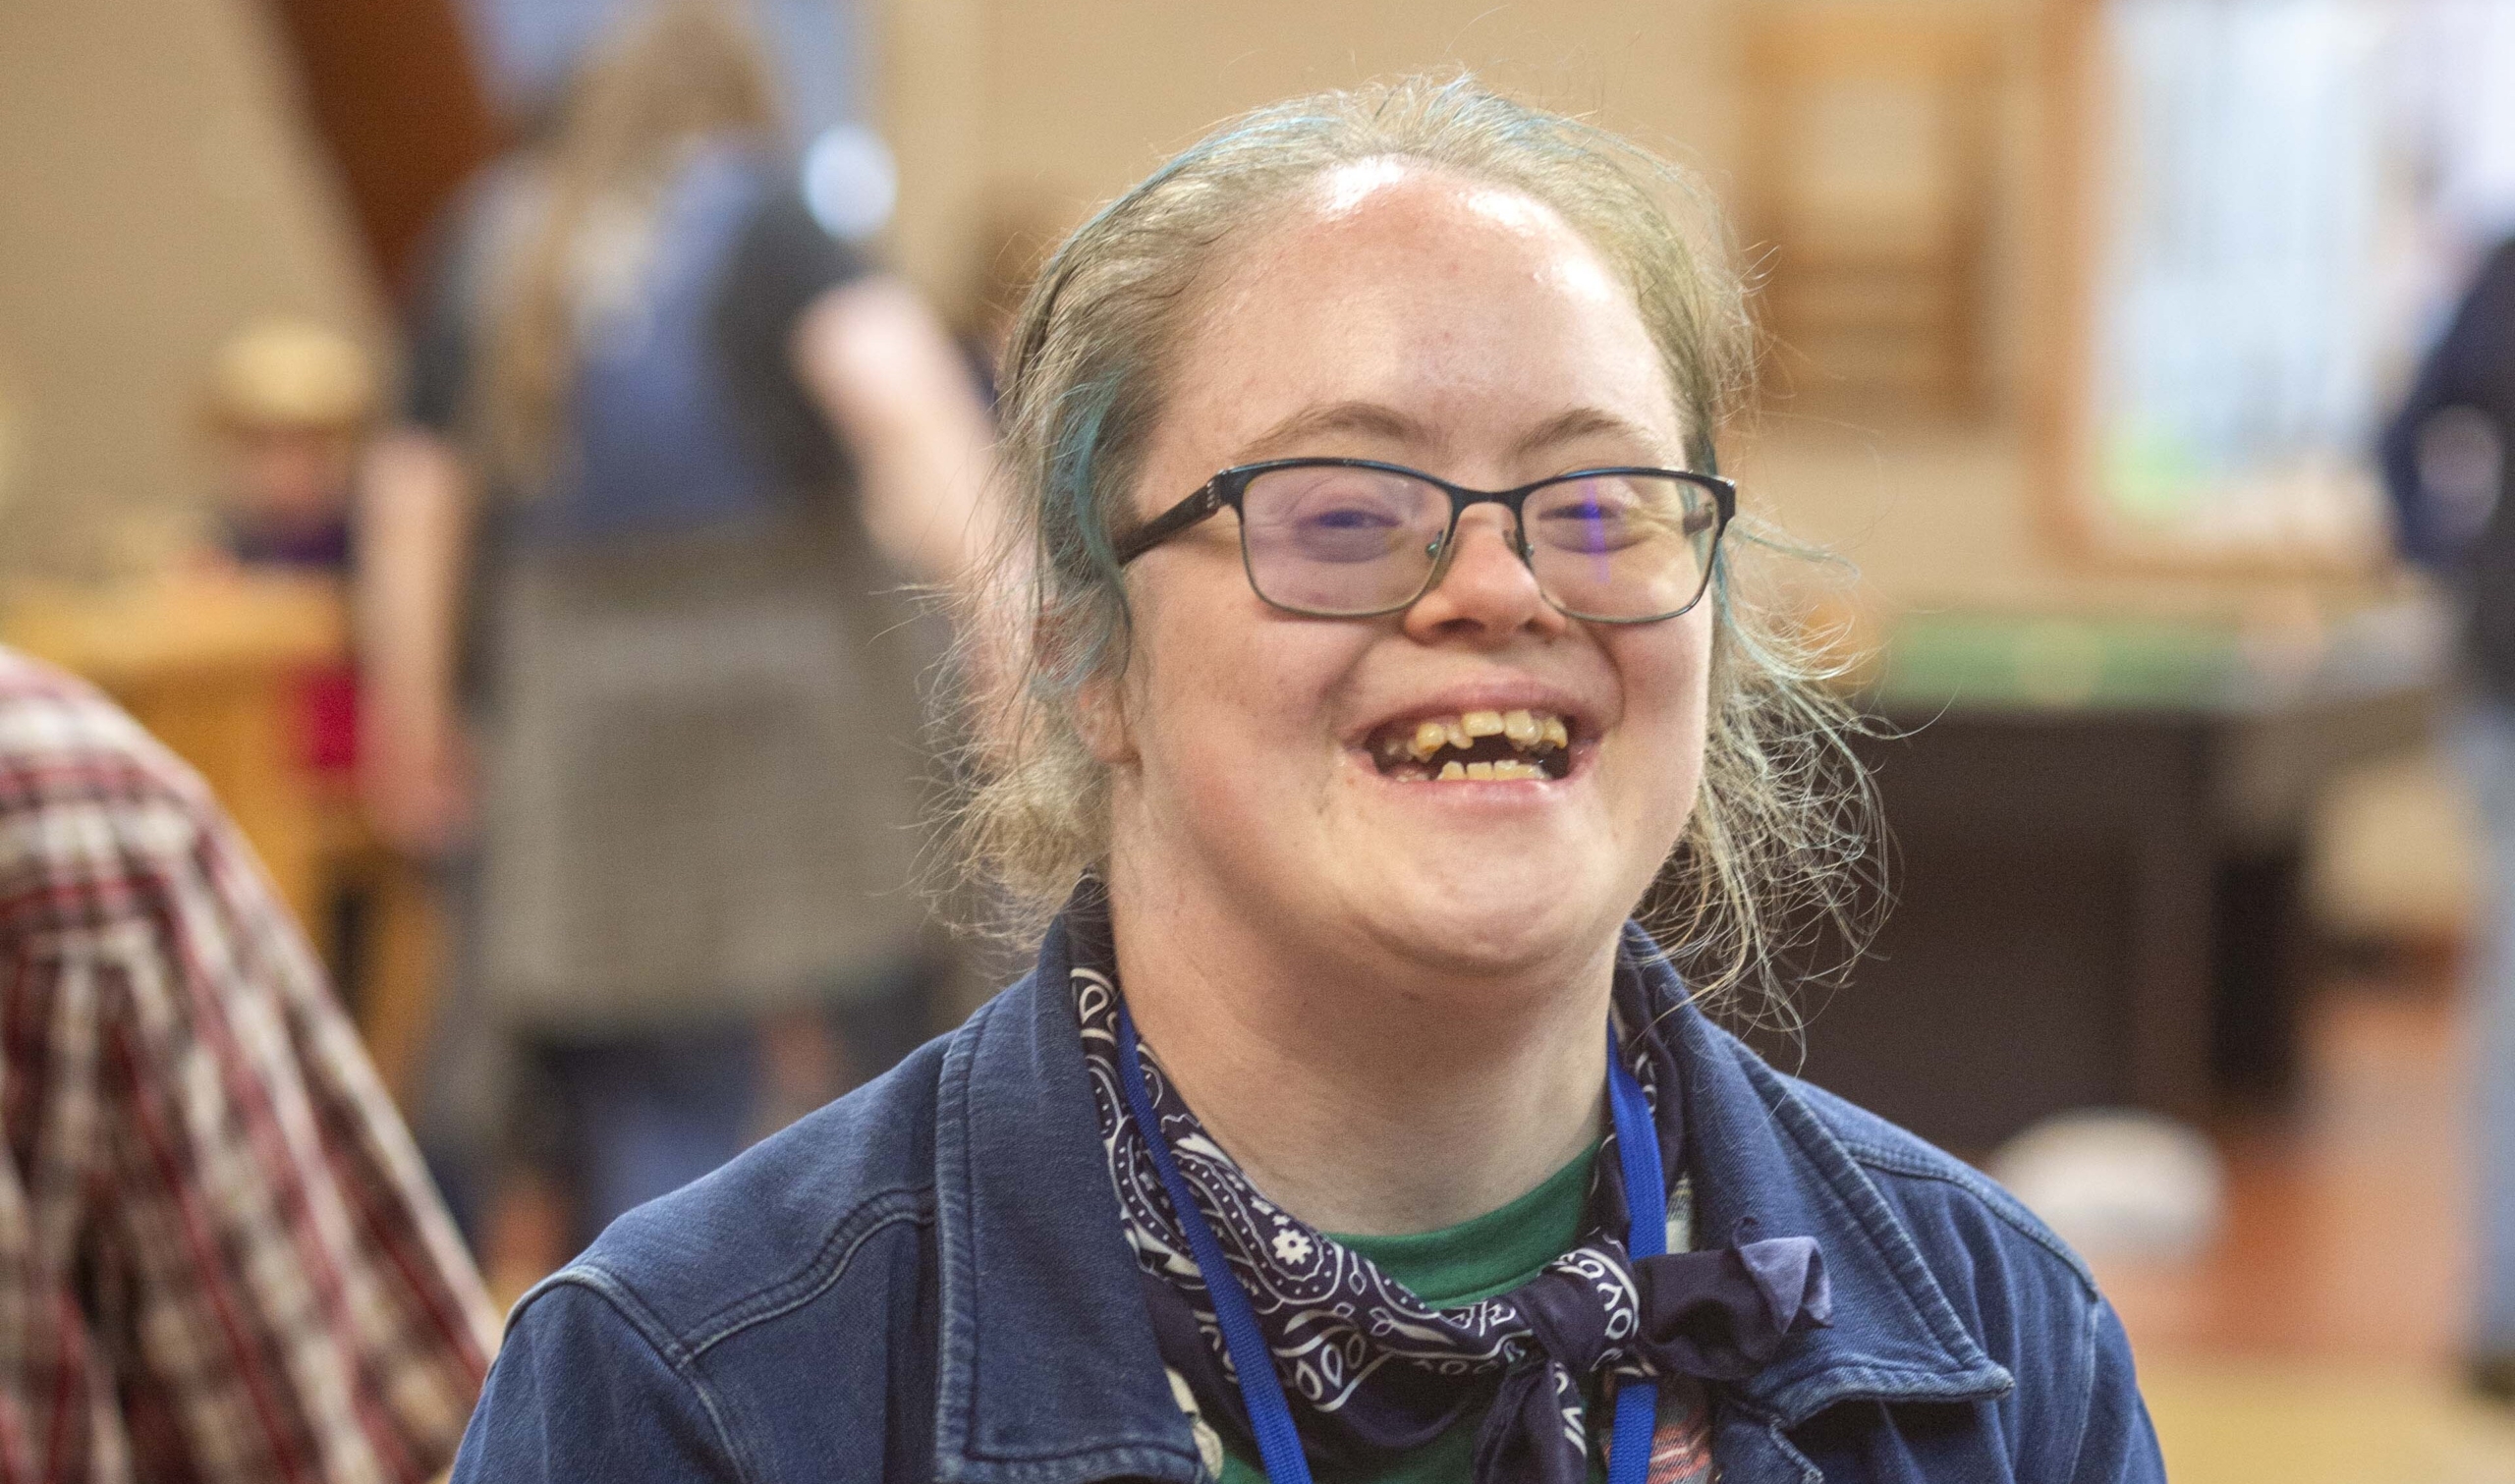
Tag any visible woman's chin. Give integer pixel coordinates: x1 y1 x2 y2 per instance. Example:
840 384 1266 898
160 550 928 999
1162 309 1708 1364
1334 860 1618 980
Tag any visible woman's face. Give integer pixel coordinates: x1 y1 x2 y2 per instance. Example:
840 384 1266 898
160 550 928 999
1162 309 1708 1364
1101 160 1715 981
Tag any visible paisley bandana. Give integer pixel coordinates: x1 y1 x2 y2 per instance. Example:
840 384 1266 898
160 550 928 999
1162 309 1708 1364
1067 898 1832 1484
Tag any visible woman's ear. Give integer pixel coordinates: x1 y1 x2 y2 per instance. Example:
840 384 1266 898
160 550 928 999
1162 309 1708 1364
1034 600 1138 766
1072 669 1137 766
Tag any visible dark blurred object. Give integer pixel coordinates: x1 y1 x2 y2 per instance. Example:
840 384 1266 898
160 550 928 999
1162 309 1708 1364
1748 606 2437 1153
2382 237 2515 703
2477 1353 2515 1406
259 0 505 292
2380 234 2515 1402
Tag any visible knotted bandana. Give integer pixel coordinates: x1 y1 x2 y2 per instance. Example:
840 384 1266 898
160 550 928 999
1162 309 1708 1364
1069 900 1832 1484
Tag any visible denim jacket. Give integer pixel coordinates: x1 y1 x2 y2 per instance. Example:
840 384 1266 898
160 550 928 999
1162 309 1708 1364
450 917 2165 1483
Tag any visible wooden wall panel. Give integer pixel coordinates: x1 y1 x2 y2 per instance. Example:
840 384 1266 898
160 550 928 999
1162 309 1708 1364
259 0 504 294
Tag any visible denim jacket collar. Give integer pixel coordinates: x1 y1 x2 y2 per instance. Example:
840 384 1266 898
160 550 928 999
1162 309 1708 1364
929 916 2011 1484
1627 927 2016 1427
932 914 1207 1484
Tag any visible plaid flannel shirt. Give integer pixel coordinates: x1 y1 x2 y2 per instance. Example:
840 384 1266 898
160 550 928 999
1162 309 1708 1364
0 648 497 1483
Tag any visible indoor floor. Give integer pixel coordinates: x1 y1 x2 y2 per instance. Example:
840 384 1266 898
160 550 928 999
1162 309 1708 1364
2094 959 2515 1482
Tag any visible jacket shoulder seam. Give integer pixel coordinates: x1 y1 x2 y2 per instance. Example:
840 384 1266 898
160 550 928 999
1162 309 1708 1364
683 1184 936 1356
1832 1135 2099 1298
520 1269 762 1484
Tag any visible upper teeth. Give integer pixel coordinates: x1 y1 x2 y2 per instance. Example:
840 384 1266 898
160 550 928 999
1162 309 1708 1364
1395 709 1570 763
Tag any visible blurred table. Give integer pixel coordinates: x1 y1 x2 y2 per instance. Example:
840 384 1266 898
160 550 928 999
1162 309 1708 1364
1760 603 2443 1153
1 575 441 1104
5 574 347 930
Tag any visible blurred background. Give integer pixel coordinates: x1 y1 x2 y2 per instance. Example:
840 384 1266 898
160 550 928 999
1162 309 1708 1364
3 0 2513 1477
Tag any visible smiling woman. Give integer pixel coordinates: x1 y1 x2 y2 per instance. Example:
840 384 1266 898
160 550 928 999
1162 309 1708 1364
449 77 2167 1484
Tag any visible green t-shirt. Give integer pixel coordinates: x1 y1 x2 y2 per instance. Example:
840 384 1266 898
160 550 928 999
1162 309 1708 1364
1210 1147 1603 1484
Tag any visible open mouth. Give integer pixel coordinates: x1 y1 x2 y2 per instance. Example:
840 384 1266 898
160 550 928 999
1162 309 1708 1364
1367 708 1574 782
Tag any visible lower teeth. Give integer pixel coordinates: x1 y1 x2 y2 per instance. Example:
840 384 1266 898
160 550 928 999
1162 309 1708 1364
1429 758 1545 782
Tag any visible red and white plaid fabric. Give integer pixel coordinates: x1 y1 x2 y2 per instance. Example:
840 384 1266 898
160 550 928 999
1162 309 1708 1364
0 648 496 1483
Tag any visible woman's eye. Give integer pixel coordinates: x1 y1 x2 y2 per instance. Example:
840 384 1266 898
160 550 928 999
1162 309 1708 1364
1536 501 1645 552
1304 505 1400 529
1537 500 1634 529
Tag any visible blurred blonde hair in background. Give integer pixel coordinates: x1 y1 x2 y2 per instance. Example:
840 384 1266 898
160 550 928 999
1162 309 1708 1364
201 319 377 432
479 0 781 489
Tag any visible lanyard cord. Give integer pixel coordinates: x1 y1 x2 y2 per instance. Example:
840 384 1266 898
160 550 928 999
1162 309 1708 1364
1604 1021 1668 1484
1114 1005 1666 1484
1116 1005 1312 1479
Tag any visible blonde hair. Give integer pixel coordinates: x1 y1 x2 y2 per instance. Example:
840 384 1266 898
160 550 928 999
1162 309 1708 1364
956 76 1873 1013
203 319 377 432
477 0 781 488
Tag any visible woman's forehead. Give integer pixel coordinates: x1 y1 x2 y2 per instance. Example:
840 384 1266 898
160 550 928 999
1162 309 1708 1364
1311 155 1557 239
1167 165 1683 465
1260 160 1614 293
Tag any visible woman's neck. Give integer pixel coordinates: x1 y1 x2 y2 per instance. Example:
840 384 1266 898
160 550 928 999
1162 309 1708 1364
1106 877 1614 1237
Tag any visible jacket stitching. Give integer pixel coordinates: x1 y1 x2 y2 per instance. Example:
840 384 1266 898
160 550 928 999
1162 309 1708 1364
2060 1292 2103 1481
1832 1136 2100 1298
929 972 1207 1483
1729 1049 1997 1375
528 1268 763 1484
931 986 994 1480
686 1190 935 1356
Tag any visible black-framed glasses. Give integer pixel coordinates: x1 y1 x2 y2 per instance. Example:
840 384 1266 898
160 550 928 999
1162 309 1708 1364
1111 458 1736 623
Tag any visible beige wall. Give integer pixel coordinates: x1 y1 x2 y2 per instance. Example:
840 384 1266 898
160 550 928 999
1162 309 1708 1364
976 4 1743 215
0 0 380 582
881 0 1745 316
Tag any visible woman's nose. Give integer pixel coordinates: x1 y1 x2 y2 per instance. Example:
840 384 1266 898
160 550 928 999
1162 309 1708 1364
1401 507 1568 642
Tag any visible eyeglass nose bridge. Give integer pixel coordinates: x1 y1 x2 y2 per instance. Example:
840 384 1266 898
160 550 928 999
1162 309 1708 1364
1417 487 1539 595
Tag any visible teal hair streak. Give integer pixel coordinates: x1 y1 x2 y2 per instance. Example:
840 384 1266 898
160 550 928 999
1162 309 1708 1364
1031 372 1145 707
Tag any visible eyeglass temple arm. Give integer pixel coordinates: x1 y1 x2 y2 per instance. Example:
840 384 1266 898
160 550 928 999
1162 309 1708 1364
1111 480 1228 565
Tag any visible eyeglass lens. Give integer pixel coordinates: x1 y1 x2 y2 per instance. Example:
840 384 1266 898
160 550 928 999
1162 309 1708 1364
1235 466 1718 620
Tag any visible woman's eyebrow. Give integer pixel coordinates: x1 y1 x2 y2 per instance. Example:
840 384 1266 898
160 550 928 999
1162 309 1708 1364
1511 408 1677 461
1234 402 1677 465
1235 401 1427 461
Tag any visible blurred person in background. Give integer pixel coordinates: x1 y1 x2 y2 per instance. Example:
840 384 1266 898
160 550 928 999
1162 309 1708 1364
357 0 995 1288
2382 234 2515 1403
196 321 380 984
0 646 497 1482
200 318 375 578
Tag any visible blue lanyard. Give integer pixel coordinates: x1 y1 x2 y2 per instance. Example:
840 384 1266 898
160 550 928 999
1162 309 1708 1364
1115 1006 1667 1484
